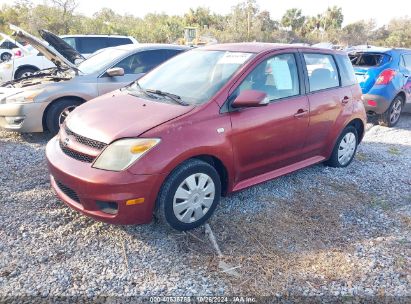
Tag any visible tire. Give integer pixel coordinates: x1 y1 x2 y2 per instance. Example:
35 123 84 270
378 95 403 127
0 52 11 62
14 67 38 79
155 159 221 231
325 126 358 168
45 99 83 135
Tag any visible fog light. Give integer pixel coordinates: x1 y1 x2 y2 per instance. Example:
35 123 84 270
5 116 25 125
367 100 377 107
126 198 145 205
96 201 118 215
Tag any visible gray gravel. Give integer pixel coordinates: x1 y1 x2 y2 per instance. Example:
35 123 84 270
0 114 410 299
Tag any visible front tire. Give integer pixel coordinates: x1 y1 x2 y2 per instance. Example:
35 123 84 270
156 159 221 231
45 99 82 135
379 95 403 127
14 67 38 79
325 126 358 168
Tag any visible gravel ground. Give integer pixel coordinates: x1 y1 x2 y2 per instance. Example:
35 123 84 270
0 114 410 301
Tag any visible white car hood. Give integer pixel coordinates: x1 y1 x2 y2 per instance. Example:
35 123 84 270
0 87 24 102
9 24 79 72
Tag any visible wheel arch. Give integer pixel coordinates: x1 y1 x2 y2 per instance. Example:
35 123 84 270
395 91 406 104
42 96 86 131
346 118 365 143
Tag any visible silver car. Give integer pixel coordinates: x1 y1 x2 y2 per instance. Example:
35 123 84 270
0 26 188 134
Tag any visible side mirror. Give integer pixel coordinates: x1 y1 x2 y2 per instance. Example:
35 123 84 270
231 90 268 108
106 67 124 77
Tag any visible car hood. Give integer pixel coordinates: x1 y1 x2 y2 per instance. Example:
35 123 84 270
39 29 85 64
0 87 24 102
65 90 195 144
9 24 81 72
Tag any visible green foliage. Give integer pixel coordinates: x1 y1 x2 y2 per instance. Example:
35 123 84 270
0 0 410 48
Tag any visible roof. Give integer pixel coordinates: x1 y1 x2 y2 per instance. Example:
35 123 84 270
110 43 190 52
60 34 134 38
201 42 346 55
350 47 411 54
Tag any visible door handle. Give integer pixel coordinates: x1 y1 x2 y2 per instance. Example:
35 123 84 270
341 96 350 104
294 109 308 118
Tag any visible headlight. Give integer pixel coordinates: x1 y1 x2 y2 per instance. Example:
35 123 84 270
5 89 44 104
93 138 161 171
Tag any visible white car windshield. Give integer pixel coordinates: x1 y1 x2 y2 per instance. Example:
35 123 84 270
130 50 253 105
77 48 128 75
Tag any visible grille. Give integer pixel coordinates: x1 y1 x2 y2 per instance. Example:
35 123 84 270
64 126 106 150
59 141 94 163
56 180 80 203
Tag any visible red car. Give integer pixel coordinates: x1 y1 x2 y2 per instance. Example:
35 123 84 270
46 43 366 231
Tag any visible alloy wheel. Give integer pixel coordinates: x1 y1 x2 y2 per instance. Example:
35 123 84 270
59 106 77 125
173 173 215 223
389 99 402 125
337 132 356 166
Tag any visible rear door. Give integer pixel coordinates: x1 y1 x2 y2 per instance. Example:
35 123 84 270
301 52 354 158
97 49 183 95
400 54 411 104
229 51 309 182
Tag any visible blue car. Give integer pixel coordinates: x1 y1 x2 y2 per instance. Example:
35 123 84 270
349 48 411 127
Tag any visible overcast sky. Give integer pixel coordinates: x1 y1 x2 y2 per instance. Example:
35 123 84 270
1 0 409 26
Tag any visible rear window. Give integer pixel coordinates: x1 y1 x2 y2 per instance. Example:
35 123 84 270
76 37 107 54
349 52 390 67
335 54 357 86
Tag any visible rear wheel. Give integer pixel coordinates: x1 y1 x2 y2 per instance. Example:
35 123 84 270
156 159 221 231
325 126 358 168
45 99 82 135
379 95 403 127
0 52 11 62
14 67 38 79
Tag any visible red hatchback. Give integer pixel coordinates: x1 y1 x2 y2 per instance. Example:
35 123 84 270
46 43 366 230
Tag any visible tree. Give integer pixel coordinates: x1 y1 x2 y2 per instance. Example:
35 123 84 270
281 8 305 32
321 6 343 31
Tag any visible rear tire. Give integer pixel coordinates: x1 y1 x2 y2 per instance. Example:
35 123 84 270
45 99 82 135
14 67 38 79
325 126 358 168
0 52 11 62
379 95 403 127
155 159 221 231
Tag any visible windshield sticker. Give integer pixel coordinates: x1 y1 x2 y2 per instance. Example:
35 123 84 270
217 52 252 65
269 59 292 90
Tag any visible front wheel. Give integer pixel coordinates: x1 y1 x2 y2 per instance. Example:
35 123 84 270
325 126 358 168
379 95 403 127
45 99 82 135
156 159 221 231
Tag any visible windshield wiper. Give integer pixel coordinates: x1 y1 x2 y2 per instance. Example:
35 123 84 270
125 81 156 99
146 89 189 106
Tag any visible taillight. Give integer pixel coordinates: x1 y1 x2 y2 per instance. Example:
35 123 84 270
375 69 396 85
367 100 377 107
14 50 22 57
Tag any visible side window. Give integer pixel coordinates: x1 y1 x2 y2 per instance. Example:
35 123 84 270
335 54 357 86
236 53 300 101
114 53 142 74
77 37 107 54
106 38 133 47
303 53 340 92
403 55 411 69
134 50 169 73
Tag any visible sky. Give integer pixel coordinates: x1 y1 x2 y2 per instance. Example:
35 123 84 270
1 0 409 26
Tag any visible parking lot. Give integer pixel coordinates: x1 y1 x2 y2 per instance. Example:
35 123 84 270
0 114 410 298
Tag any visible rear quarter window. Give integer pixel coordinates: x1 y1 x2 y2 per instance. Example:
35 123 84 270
335 54 357 86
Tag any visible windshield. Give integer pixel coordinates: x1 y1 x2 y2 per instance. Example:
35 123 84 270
131 50 253 105
77 48 128 74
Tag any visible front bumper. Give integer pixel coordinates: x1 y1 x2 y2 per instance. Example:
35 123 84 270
46 136 165 225
362 94 391 115
0 101 46 132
